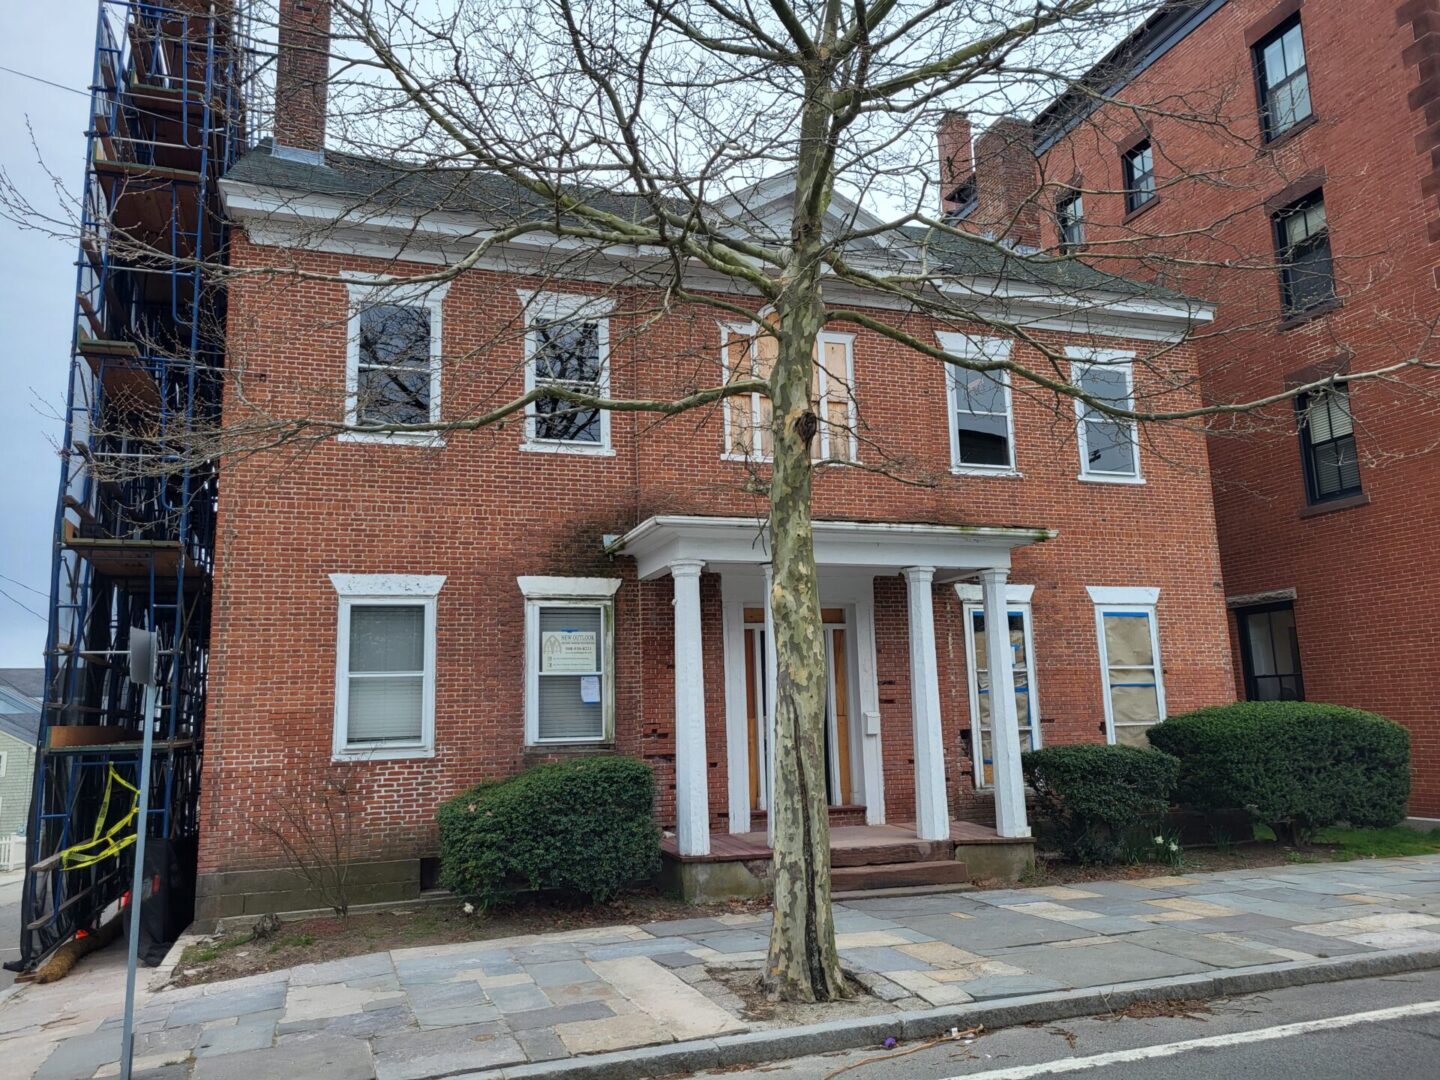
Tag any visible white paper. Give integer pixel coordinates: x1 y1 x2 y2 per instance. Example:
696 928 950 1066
579 675 601 704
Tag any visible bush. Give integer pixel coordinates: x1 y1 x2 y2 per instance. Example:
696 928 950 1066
1147 702 1410 844
1021 744 1180 863
437 757 660 907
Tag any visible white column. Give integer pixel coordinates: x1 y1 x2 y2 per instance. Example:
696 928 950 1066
763 563 778 846
904 566 950 841
980 568 1030 838
671 559 710 856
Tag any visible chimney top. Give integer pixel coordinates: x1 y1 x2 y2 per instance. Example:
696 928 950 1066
273 0 331 163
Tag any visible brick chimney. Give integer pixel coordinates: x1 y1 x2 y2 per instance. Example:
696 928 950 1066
937 111 974 216
971 118 1042 248
273 0 331 160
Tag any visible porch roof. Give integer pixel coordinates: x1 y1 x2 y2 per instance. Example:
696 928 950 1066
609 514 1055 581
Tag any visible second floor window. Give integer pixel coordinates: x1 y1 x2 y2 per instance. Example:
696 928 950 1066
344 281 447 443
1255 16 1312 140
1056 191 1085 251
1071 350 1140 482
1296 384 1361 503
521 291 614 453
940 332 1015 473
1274 191 1333 314
1122 141 1155 213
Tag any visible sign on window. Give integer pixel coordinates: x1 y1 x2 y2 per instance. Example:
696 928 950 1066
541 629 598 673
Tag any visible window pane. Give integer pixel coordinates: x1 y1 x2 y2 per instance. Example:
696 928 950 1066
1112 721 1154 748
1313 437 1361 496
1078 365 1128 403
1083 417 1136 474
535 395 602 443
350 605 425 672
359 305 430 370
538 606 602 673
957 411 1010 466
533 321 601 382
348 675 423 742
1270 74 1311 133
954 370 1006 414
1110 682 1161 725
1104 613 1154 667
357 365 430 425
536 675 605 740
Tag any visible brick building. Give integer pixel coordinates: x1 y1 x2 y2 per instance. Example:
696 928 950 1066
981 0 1440 819
190 12 1239 918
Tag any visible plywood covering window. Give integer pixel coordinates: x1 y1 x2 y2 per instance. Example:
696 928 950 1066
1091 593 1166 748
962 602 1039 788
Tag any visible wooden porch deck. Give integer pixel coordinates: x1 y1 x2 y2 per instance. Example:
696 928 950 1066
660 821 1013 863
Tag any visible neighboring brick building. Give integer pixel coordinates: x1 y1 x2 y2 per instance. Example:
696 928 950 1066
983 0 1440 818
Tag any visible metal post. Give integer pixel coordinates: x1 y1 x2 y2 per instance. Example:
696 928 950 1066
120 630 158 1080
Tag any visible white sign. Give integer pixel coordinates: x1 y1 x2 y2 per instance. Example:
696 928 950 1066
580 675 601 704
541 629 597 673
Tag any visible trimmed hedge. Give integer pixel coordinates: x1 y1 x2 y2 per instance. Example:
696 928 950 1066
437 757 660 907
1146 702 1410 843
1021 744 1180 863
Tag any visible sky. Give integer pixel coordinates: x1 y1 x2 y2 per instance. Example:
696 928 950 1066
0 2 94 667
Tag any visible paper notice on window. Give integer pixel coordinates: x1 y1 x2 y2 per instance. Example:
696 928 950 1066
580 675 601 704
541 629 597 673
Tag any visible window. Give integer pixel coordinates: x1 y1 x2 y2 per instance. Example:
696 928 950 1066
959 592 1040 788
1122 141 1156 213
1274 191 1333 314
329 574 444 759
344 280 447 443
1237 601 1304 701
0 750 6 778
1056 191 1085 252
520 576 620 744
1089 587 1165 748
1296 384 1361 502
1069 348 1140 482
721 317 857 463
939 332 1015 473
1255 16 1312 140
520 290 614 453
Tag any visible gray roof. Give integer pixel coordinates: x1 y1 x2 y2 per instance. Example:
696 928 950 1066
0 668 42 747
226 144 1188 303
0 668 43 703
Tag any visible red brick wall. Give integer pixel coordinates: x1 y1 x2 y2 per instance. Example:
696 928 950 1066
198 234 1234 878
1035 0 1440 816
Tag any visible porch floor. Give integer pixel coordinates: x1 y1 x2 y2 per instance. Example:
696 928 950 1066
661 821 1012 863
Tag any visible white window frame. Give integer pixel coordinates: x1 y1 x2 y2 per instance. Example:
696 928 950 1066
519 290 616 455
1087 586 1166 746
719 321 859 464
342 279 449 446
329 573 444 761
519 576 622 745
0 750 7 778
1068 346 1143 484
938 332 1018 476
956 583 1040 788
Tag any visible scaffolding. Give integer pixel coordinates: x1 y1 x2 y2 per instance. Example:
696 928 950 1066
16 0 263 971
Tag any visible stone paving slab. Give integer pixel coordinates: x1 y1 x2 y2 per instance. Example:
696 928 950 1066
10 854 1440 1079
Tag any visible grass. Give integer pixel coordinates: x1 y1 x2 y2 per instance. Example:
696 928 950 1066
1314 825 1440 859
182 932 250 965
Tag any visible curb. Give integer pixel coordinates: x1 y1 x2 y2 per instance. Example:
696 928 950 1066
466 944 1440 1080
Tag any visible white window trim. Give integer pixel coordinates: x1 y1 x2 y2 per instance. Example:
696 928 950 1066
1067 346 1143 484
1088 586 1166 746
814 329 859 464
939 333 1019 476
518 290 616 455
342 280 449 447
0 750 6 779
957 588 1040 789
329 573 444 761
519 576 621 745
719 320 770 463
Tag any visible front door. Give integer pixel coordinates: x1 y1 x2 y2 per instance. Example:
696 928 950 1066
743 607 858 810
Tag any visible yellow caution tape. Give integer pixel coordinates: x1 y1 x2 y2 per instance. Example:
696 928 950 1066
60 765 140 870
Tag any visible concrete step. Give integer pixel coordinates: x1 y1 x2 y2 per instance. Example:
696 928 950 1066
830 841 956 868
831 859 970 891
832 882 977 902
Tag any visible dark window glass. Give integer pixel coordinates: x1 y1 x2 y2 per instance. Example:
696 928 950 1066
1122 141 1155 213
951 369 1011 468
532 320 603 443
1237 602 1305 702
1057 192 1085 252
1255 17 1312 140
1076 363 1137 477
356 304 432 424
1274 191 1333 314
1296 384 1361 502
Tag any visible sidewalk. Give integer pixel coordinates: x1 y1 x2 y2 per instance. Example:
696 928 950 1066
5 855 1440 1080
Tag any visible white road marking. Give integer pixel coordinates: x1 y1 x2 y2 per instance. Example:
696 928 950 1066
939 999 1440 1079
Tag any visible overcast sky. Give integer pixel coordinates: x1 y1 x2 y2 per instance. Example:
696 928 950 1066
0 3 94 667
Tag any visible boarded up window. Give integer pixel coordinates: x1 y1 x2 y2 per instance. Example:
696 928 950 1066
966 607 1039 788
1099 610 1164 746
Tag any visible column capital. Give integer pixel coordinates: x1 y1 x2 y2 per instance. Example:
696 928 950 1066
977 567 1010 585
669 559 706 578
902 565 937 583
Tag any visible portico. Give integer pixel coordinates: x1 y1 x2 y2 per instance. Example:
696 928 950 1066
612 515 1054 859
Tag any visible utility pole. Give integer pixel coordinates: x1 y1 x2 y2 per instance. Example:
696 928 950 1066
119 628 158 1080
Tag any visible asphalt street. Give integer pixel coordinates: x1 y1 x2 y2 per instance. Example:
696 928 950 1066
719 968 1440 1079
0 869 21 989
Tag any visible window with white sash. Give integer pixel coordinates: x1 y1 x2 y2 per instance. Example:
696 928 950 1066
519 290 615 453
1069 347 1141 482
344 280 448 444
939 333 1016 474
330 574 444 759
520 577 621 744
1088 586 1166 748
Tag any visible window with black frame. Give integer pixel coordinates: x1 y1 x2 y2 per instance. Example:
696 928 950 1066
1122 141 1155 213
1295 384 1361 502
1056 191 1085 252
1236 602 1305 701
1274 191 1333 314
1254 16 1312 141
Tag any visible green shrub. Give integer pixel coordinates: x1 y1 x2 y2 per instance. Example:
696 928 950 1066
1147 702 1410 844
437 757 660 907
1021 744 1180 863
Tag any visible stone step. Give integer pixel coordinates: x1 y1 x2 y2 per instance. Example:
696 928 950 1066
831 859 971 891
829 841 955 868
832 882 977 902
